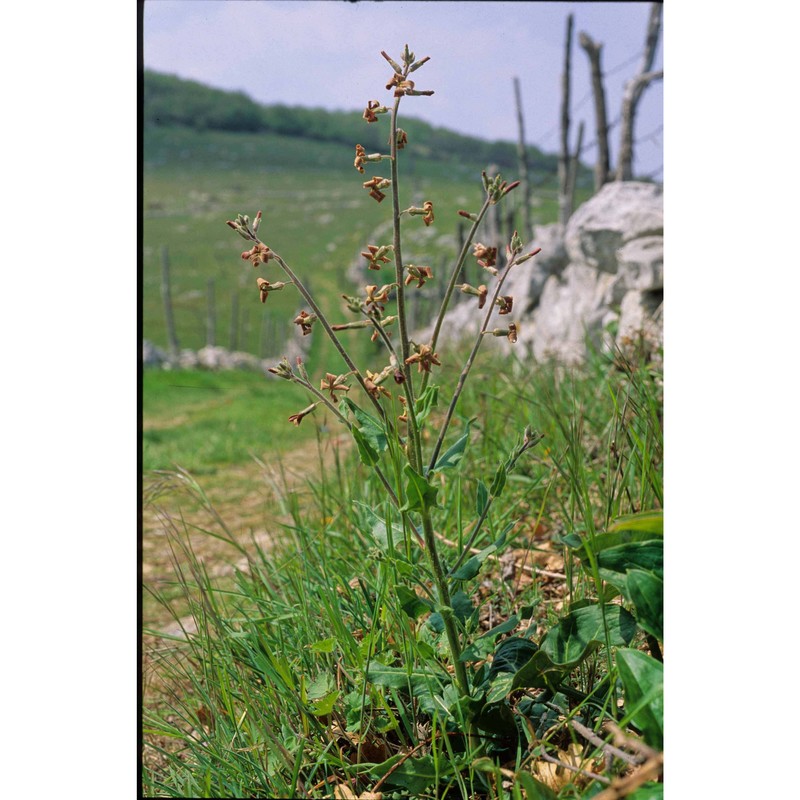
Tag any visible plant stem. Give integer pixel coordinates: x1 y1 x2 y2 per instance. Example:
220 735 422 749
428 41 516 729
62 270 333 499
419 507 469 697
388 95 424 475
427 255 520 472
421 195 492 394
390 87 468 700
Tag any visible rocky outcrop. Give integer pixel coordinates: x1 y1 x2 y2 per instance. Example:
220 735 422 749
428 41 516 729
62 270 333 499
422 181 663 365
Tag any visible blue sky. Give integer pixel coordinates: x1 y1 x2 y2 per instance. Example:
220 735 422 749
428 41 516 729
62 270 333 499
143 0 663 178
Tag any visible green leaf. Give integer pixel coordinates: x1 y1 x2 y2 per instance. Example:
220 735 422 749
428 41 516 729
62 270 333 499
596 541 663 579
476 480 489 516
540 604 637 665
451 537 502 580
578 535 663 588
511 605 637 692
414 385 439 423
433 423 471 472
427 590 475 632
616 648 663 750
395 585 434 619
350 425 379 466
626 783 664 800
608 509 663 536
400 463 439 513
489 637 539 678
490 463 507 497
367 753 448 793
308 637 336 654
339 397 388 460
309 689 339 717
306 672 335 700
484 671 516 705
625 569 663 641
366 662 443 691
514 770 558 800
355 502 405 551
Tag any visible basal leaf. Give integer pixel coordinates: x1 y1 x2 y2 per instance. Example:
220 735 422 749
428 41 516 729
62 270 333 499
626 783 664 800
367 753 449 794
625 569 663 641
511 605 638 692
540 604 638 666
616 648 663 750
488 637 539 679
515 770 559 800
608 509 663 536
596 541 663 580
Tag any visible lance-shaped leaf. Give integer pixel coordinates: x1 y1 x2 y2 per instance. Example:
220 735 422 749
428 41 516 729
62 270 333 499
339 397 388 463
433 421 472 473
400 463 439 513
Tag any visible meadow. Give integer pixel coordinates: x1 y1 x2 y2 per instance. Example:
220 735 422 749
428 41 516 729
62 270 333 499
142 66 662 798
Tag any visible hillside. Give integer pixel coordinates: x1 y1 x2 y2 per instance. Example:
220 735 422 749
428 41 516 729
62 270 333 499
143 70 583 184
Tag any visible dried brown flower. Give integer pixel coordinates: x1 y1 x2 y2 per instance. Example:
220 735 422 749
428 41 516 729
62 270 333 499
405 343 441 374
320 372 351 402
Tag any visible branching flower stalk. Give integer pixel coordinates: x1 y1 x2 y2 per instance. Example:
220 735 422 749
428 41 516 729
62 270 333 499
421 196 493 394
427 238 542 473
382 49 471 697
226 46 542 709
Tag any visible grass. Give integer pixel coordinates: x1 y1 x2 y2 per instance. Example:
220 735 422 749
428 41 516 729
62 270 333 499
142 342 663 799
143 124 583 368
142 60 660 798
142 368 320 475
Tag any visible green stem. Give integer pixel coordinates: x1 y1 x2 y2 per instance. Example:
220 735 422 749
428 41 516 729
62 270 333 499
427 254 521 472
388 94 424 475
390 85 468 701
421 196 493 395
420 507 469 697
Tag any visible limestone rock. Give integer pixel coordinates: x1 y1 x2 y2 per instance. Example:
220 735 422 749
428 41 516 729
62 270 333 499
564 181 663 272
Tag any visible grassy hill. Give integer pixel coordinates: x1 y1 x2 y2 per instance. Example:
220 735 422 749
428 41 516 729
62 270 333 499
142 71 590 364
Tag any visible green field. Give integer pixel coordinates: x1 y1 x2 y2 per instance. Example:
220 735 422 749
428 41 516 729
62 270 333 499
143 124 574 365
142 91 663 798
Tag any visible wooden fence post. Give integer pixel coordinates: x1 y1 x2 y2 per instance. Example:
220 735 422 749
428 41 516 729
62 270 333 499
229 290 240 352
206 278 216 347
557 13 575 228
512 76 533 242
617 2 663 180
579 31 611 192
160 245 180 359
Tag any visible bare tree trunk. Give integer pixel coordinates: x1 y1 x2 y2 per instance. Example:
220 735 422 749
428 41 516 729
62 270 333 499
512 76 533 241
159 245 180 359
206 278 216 347
579 32 610 192
567 120 585 216
616 2 663 180
558 13 574 228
